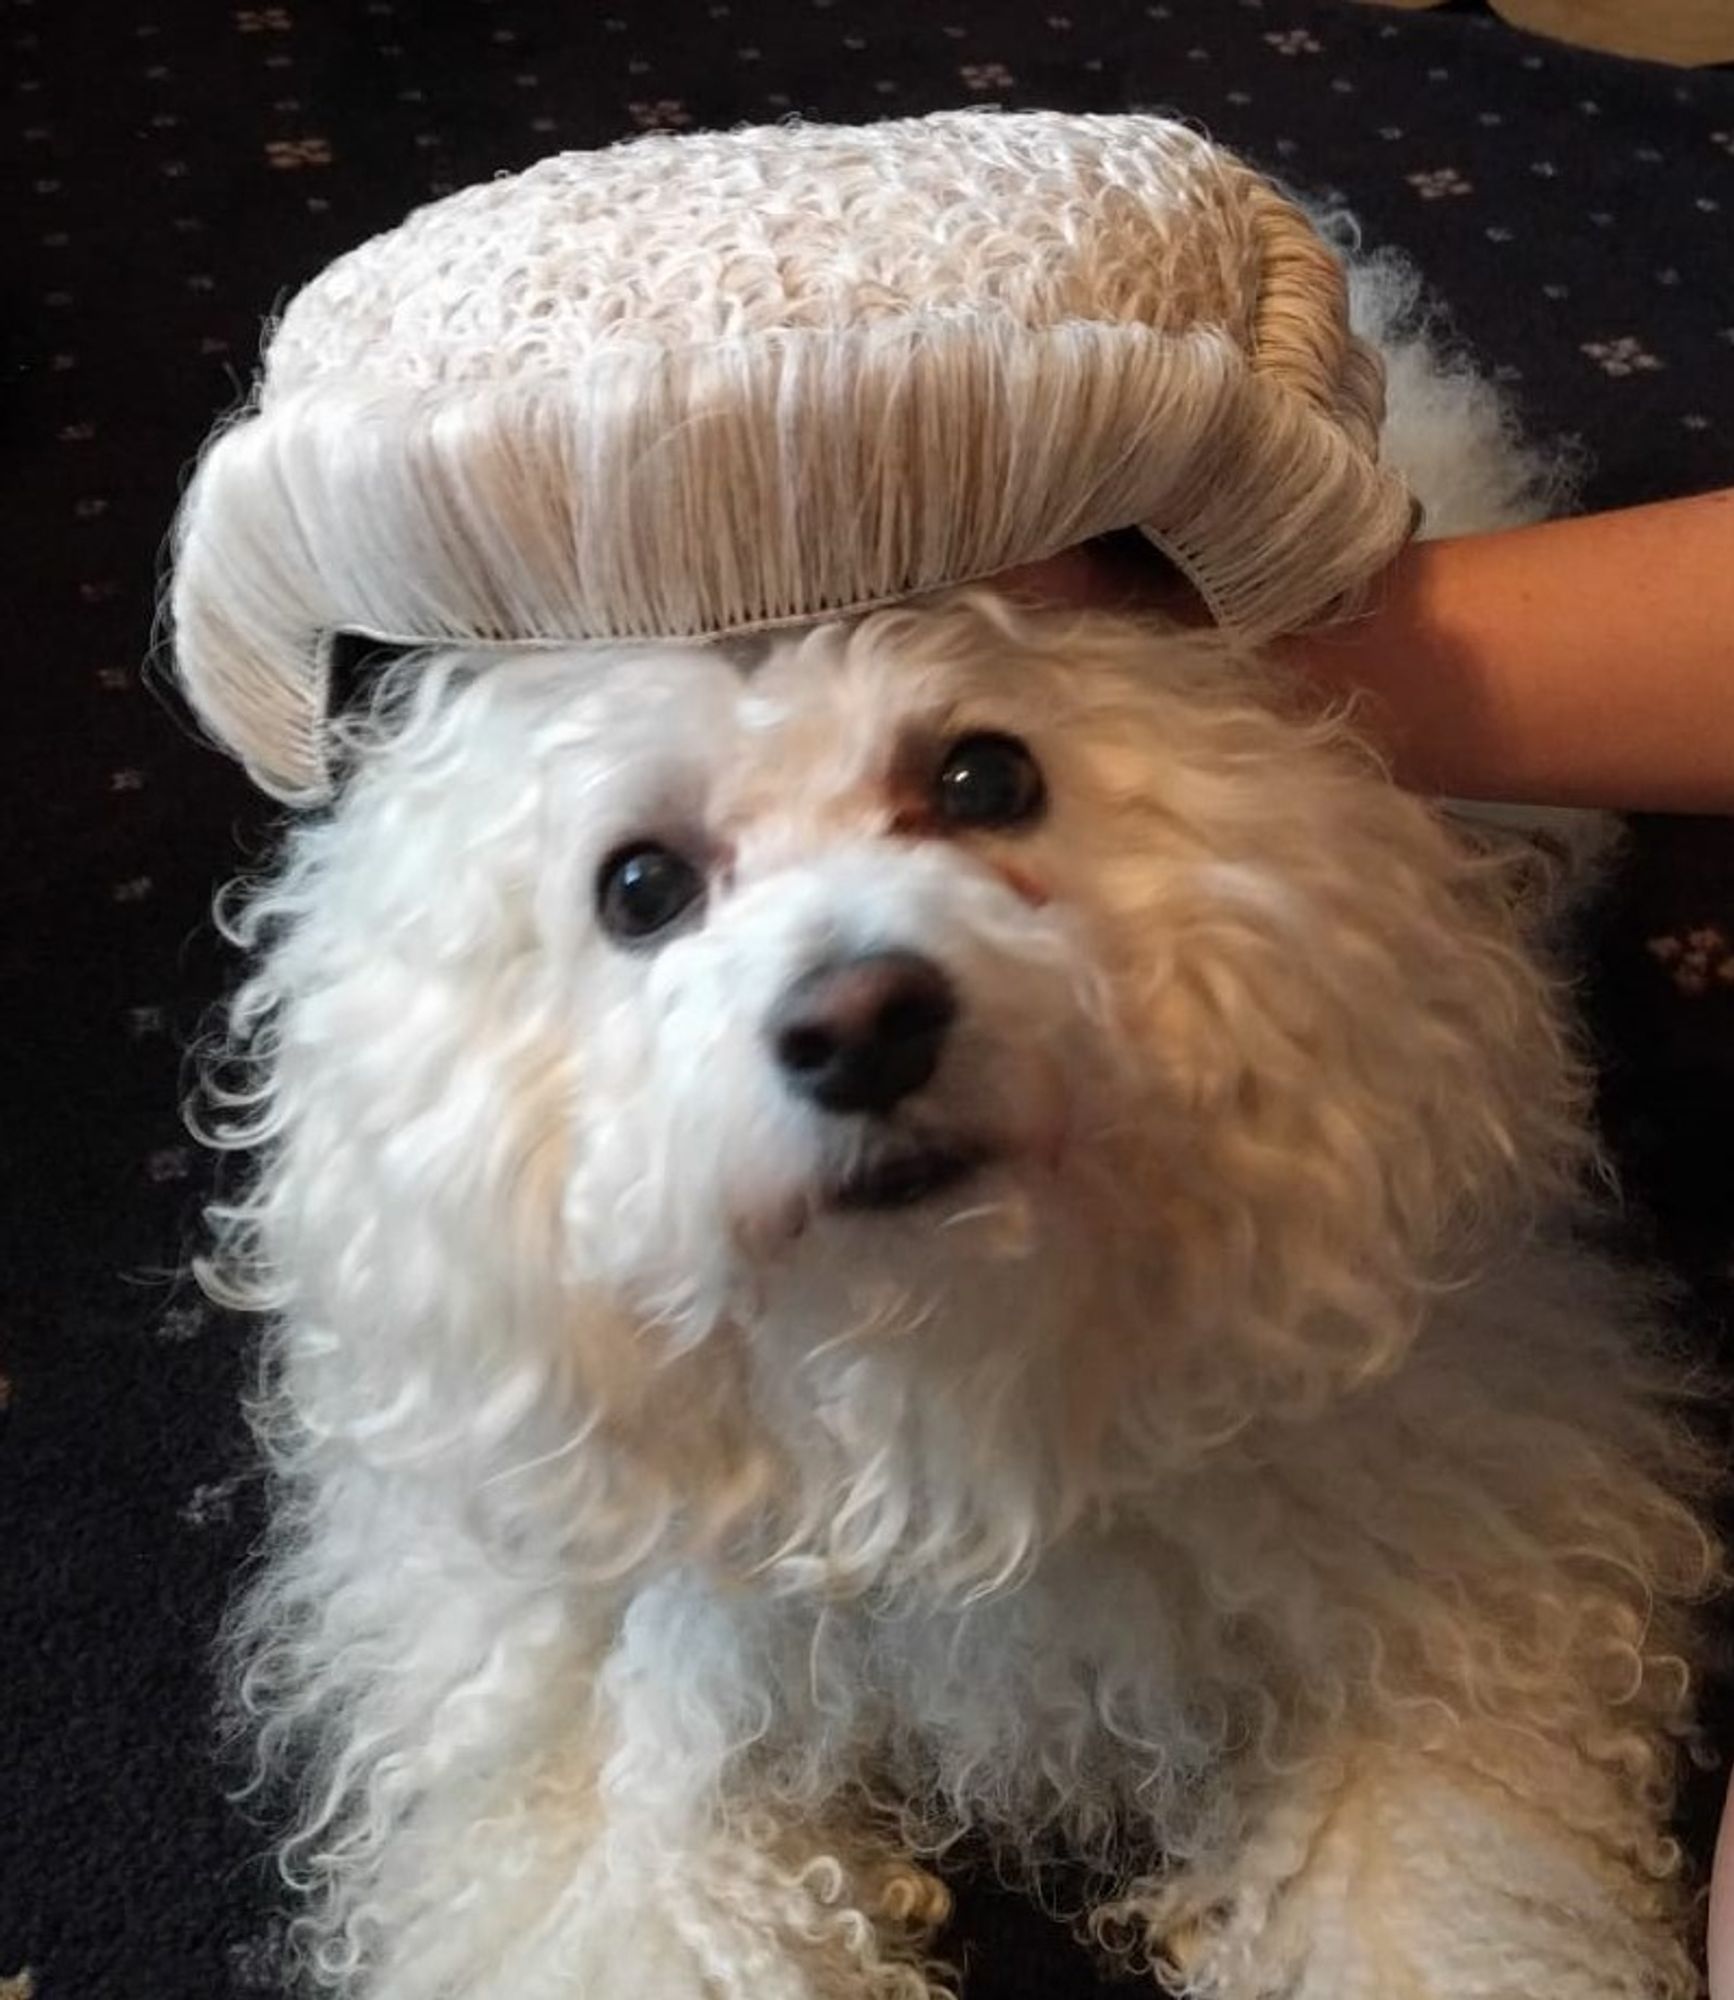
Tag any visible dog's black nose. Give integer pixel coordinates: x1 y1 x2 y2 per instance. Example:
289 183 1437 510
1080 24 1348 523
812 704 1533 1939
769 951 957 1116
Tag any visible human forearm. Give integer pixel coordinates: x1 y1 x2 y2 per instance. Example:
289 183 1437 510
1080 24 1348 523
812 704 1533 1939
998 490 1734 813
1277 491 1734 812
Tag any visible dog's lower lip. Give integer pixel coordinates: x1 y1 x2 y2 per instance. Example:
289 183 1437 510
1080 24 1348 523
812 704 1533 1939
831 1145 984 1212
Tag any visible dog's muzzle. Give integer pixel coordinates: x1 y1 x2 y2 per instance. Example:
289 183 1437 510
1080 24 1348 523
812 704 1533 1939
767 950 957 1117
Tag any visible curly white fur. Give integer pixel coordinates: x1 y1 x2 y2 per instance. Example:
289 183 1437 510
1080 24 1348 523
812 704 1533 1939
197 297 1717 2000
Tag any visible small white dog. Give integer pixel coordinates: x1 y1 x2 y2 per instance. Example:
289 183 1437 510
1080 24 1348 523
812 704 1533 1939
206 280 1716 2000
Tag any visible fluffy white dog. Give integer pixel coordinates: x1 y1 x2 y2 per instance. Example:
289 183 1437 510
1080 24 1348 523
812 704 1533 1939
204 274 1717 2000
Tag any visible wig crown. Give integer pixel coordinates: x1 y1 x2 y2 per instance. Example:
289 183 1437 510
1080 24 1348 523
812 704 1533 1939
171 109 1411 798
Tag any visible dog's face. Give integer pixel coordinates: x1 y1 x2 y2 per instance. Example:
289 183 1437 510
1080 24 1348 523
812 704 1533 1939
252 596 1577 1477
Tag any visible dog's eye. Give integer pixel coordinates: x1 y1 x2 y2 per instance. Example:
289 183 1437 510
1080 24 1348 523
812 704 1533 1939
596 843 705 943
934 732 1046 829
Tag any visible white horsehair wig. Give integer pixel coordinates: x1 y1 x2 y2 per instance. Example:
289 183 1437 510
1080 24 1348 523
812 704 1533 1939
169 110 1414 801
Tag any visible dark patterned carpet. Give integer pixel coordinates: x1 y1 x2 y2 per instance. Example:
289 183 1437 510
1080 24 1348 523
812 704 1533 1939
2 1 1732 1995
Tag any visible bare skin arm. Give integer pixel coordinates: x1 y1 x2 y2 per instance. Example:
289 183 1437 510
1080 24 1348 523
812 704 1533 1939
1712 1782 1734 2000
999 488 1734 814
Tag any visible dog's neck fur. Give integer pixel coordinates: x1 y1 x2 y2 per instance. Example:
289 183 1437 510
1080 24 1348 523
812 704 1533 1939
247 1226 1705 1999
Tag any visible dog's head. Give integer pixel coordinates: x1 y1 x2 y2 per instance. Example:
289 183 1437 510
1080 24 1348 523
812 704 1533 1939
225 595 1584 1562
